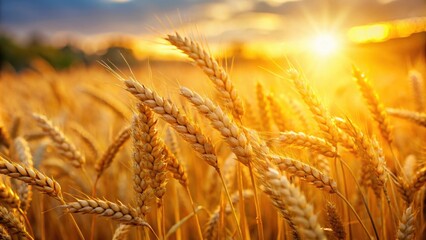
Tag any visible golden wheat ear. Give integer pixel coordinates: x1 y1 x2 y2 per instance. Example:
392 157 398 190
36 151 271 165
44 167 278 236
352 66 393 144
124 79 218 169
166 32 244 121
0 206 33 240
32 113 85 168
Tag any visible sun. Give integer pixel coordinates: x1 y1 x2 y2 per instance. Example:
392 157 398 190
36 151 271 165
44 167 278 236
311 33 340 56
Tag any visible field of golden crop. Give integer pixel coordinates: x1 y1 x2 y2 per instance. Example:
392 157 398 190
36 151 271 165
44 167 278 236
0 32 425 240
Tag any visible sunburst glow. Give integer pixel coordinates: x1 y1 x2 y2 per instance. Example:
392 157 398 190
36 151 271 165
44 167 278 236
311 33 340 56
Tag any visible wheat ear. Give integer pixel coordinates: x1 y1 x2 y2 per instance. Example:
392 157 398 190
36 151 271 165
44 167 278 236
131 111 154 217
32 113 85 168
352 66 393 144
260 167 326 239
409 70 424 112
0 226 11 240
70 123 100 160
80 87 129 119
326 202 346 240
180 86 252 165
408 166 426 195
11 137 33 212
133 104 168 203
0 156 62 200
387 108 426 128
267 94 292 131
334 117 387 191
112 224 131 240
268 154 338 193
166 32 244 120
125 80 218 169
0 182 20 209
0 206 32 240
0 125 11 149
275 131 337 158
204 190 253 240
396 206 416 240
161 141 188 187
256 82 273 131
63 198 149 226
95 126 131 178
287 69 340 144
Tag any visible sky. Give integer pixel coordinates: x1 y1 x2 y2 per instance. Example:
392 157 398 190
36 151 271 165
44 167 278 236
1 0 425 56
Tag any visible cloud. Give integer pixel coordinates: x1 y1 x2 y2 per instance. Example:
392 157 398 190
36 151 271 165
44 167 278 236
1 0 424 42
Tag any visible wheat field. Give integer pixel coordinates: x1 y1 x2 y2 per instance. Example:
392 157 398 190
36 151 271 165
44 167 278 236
0 32 425 240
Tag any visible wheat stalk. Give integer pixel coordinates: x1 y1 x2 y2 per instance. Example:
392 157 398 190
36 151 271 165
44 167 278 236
32 113 85 168
166 32 244 120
